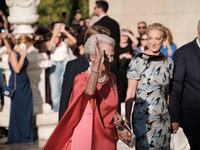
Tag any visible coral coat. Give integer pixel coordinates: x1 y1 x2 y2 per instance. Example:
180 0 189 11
43 72 118 150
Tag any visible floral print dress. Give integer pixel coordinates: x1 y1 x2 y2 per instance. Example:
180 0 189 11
127 53 174 150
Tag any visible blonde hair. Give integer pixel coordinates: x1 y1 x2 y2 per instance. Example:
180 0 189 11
16 34 33 45
146 23 167 40
165 27 174 44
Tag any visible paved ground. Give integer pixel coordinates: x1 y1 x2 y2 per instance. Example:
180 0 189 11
0 136 135 150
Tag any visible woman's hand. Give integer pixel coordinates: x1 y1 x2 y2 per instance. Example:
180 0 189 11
19 48 28 57
113 112 122 126
60 23 66 33
172 122 180 134
53 24 61 37
94 35 103 64
121 31 131 37
119 53 132 60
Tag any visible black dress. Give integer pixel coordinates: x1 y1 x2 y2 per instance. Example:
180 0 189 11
115 44 135 102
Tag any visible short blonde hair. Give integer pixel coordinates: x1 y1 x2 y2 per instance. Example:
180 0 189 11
16 34 33 45
146 23 167 40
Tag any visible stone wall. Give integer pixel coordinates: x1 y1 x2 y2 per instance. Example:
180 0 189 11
89 0 200 48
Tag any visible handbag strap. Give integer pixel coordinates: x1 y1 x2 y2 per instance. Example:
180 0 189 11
14 73 16 90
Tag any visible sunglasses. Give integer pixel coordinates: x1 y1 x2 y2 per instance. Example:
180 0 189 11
141 38 148 41
138 26 146 29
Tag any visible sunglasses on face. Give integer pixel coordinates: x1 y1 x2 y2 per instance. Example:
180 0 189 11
141 38 148 41
138 26 146 29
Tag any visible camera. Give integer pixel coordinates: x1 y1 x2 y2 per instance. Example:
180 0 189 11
54 23 61 29
0 28 5 33
19 43 26 51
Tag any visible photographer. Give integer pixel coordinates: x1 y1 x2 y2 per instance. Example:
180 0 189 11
46 22 77 112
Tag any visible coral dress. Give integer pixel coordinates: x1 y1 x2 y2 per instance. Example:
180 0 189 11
43 72 118 150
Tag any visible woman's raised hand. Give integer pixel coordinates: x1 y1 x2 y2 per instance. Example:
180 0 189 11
94 35 103 64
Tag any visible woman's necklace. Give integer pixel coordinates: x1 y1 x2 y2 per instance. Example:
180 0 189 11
98 73 107 83
88 67 107 83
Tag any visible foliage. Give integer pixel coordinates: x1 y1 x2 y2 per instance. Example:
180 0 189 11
37 0 89 27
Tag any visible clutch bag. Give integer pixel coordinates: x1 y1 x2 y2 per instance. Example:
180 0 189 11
117 123 136 148
1 86 14 98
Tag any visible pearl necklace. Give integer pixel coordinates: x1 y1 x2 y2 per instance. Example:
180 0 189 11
98 73 107 83
88 67 107 83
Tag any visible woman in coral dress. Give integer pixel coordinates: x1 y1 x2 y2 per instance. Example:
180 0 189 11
43 34 122 150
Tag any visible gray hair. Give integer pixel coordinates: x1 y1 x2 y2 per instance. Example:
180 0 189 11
84 34 115 60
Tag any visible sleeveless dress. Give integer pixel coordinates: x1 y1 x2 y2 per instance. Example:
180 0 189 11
127 53 174 149
7 51 33 144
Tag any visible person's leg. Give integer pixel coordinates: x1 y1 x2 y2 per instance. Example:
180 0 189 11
49 62 60 112
182 108 200 150
183 128 200 150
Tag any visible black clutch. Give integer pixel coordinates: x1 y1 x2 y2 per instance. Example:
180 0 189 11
1 86 14 98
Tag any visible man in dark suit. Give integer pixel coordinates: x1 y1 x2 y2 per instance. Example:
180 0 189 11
59 55 89 121
93 1 122 114
93 0 120 45
59 25 111 121
169 20 200 149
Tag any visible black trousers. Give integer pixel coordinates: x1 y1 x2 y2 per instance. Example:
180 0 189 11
183 128 200 150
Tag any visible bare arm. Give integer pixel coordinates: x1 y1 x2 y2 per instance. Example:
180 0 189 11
122 31 139 50
1 33 11 52
9 48 27 73
46 27 60 52
0 10 8 30
165 40 173 57
84 36 102 95
125 79 138 123
61 23 77 47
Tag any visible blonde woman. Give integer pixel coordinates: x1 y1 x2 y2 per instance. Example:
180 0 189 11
7 34 33 143
125 23 174 149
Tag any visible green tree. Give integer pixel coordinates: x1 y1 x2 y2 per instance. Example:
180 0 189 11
37 0 89 26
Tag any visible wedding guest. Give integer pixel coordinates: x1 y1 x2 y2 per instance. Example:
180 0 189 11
125 23 174 149
59 25 111 121
93 0 120 45
46 22 77 112
169 20 200 149
7 34 34 143
134 32 148 55
137 21 147 46
44 34 122 150
115 29 138 102
160 27 177 59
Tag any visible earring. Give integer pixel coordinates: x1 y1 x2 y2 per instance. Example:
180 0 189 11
163 42 166 49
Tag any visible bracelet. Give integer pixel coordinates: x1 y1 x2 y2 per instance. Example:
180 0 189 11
91 70 99 74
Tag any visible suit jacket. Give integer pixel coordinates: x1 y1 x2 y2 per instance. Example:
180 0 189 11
59 55 89 121
94 15 120 45
169 38 200 129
